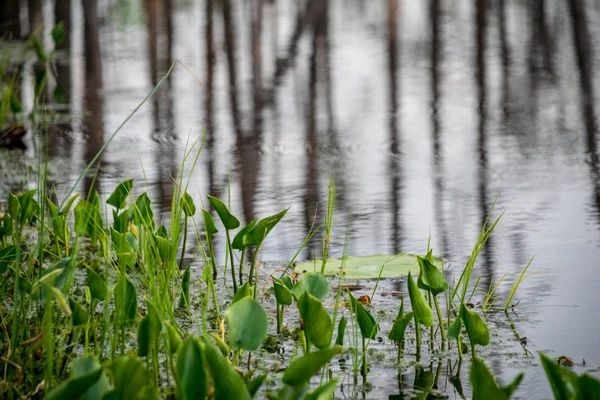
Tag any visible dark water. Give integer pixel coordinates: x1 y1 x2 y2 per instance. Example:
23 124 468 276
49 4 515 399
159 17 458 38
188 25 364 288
2 0 600 398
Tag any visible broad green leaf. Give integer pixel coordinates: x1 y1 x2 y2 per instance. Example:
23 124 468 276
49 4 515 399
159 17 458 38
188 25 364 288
134 193 154 229
282 346 343 387
232 282 253 304
232 219 257 250
107 179 133 209
71 355 112 400
407 272 433 327
204 340 251 400
448 315 462 340
414 366 434 398
540 352 573 400
45 355 104 400
470 357 523 400
137 301 163 357
69 298 88 327
295 253 444 279
18 189 38 225
460 304 489 346
208 195 240 230
298 292 332 349
210 333 231 356
226 297 268 351
181 192 196 217
416 255 448 296
335 316 347 346
0 245 17 274
156 225 168 239
291 272 329 301
111 229 136 269
46 196 59 217
242 208 289 248
202 210 218 235
62 193 81 214
112 209 129 234
389 311 414 342
38 257 72 301
306 379 339 400
111 355 158 400
3 213 12 237
349 293 378 339
273 277 293 306
176 338 208 400
87 268 108 301
154 235 171 260
114 278 137 325
164 321 182 354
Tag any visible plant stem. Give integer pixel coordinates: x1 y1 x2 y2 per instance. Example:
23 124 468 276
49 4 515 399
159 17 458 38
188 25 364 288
226 230 237 293
179 217 188 270
415 317 421 361
433 295 446 346
239 251 245 285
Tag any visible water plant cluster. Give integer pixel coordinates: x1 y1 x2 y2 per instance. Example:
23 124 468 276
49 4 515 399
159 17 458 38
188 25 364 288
1 146 599 399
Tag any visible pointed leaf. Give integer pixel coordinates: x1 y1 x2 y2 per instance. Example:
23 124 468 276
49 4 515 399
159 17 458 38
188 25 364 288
87 267 108 301
448 315 462 340
232 219 257 250
273 277 293 306
407 272 433 327
204 340 251 400
202 210 218 235
349 292 378 339
389 311 414 342
298 292 332 349
181 193 196 217
335 316 347 346
111 355 158 400
291 272 329 301
208 195 240 230
282 346 343 387
232 281 253 304
69 298 88 327
306 379 339 400
107 180 133 209
460 304 489 346
164 321 182 354
416 255 448 296
540 352 573 400
242 208 289 247
114 278 137 325
45 355 103 400
176 338 208 400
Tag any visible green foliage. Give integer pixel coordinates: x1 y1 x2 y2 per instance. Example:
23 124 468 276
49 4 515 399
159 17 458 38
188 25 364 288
110 356 159 400
389 311 414 343
45 355 108 400
242 208 289 248
407 272 433 327
416 255 448 296
273 277 293 306
225 297 268 351
470 358 523 400
297 292 332 349
114 278 137 325
282 346 343 387
208 195 240 230
460 304 490 347
107 180 134 210
86 267 108 301
204 340 251 400
137 301 163 357
291 272 329 301
349 292 378 339
202 209 218 235
175 338 208 400
181 192 196 218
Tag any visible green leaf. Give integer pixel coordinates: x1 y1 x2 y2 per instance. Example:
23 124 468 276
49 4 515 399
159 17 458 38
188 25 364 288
242 208 289 248
181 192 196 217
295 253 444 279
335 316 347 346
71 355 111 400
416 255 448 296
107 180 133 209
134 193 154 229
389 311 414 342
45 355 104 400
204 340 251 400
540 352 573 400
232 219 257 250
111 355 158 400
8 193 20 227
137 301 163 357
87 268 108 301
51 21 65 47
207 195 240 230
349 293 378 339
282 346 343 387
232 281 253 304
0 245 17 274
297 292 332 349
306 379 339 400
10 90 22 114
273 277 293 306
176 338 208 400
202 210 218 235
576 374 600 400
18 189 39 225
246 374 266 398
460 304 489 346
164 321 182 354
154 235 171 260
69 298 88 327
3 213 12 237
114 278 137 325
111 229 136 269
407 272 433 327
448 315 462 340
291 272 329 301
226 297 268 351
470 358 523 400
